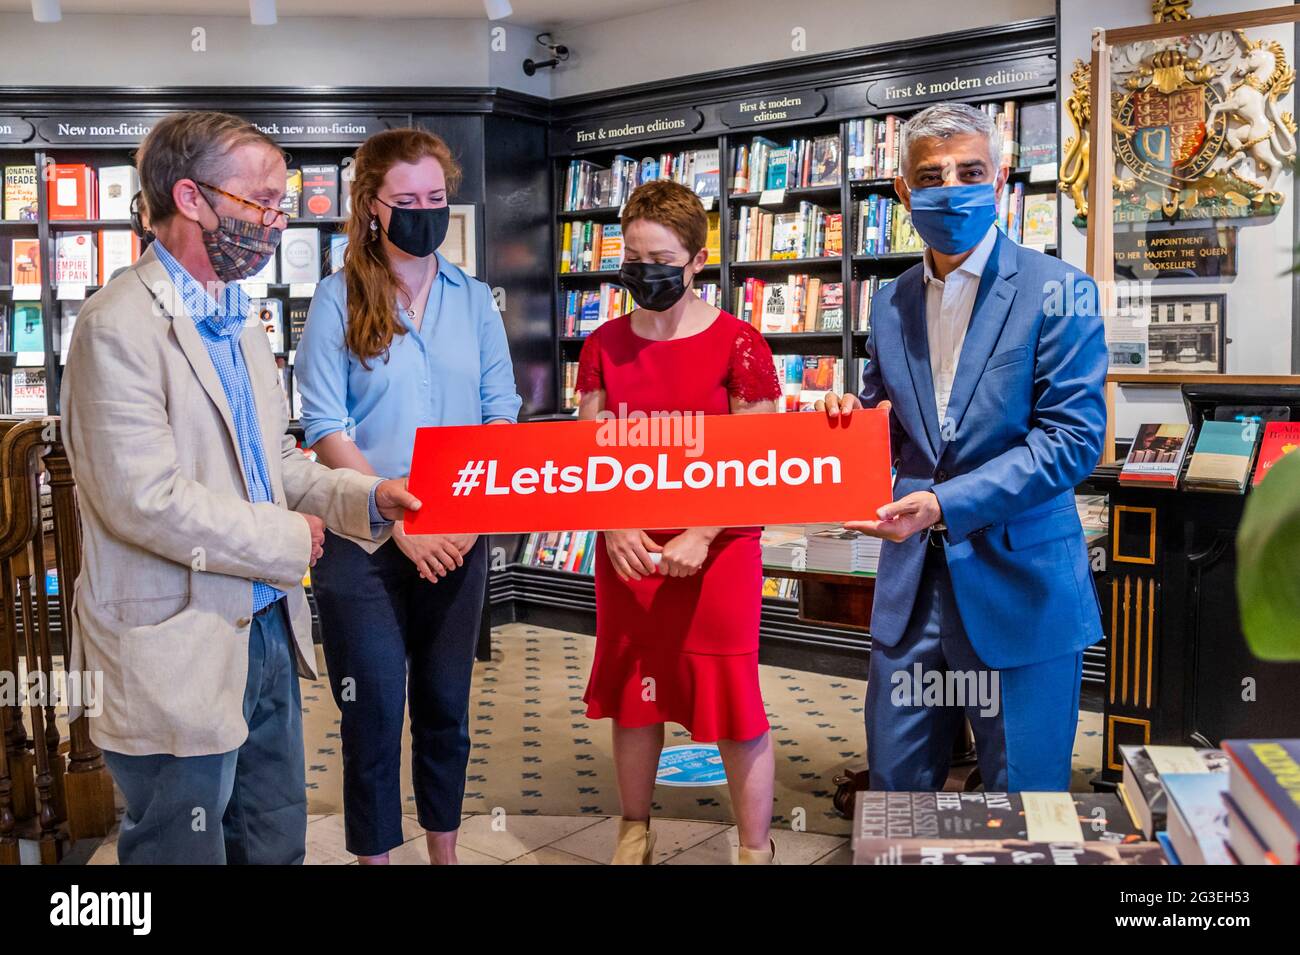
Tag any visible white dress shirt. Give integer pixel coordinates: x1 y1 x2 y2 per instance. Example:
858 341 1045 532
921 224 998 426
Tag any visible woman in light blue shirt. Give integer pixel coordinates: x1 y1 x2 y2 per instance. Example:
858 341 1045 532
296 127 519 865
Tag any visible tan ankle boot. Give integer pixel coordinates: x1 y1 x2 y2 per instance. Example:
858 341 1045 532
611 818 655 865
735 838 777 865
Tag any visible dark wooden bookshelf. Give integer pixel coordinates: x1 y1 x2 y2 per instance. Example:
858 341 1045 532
547 17 1061 416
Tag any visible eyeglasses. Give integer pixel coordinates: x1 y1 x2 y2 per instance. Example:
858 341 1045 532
194 180 288 227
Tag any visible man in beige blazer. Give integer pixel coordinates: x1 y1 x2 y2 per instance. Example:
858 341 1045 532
60 111 421 864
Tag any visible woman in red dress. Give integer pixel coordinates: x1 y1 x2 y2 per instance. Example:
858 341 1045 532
575 180 782 864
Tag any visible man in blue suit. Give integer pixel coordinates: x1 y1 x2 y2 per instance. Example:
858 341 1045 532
820 102 1107 792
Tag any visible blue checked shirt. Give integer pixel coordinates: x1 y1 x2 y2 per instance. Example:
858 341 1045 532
153 240 284 613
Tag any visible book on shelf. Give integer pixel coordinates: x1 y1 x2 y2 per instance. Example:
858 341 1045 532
597 224 623 271
734 201 837 261
846 115 901 180
3 165 38 221
761 576 799 599
58 302 79 364
760 523 807 571
521 530 598 575
1017 100 1058 168
301 164 340 219
328 234 349 274
1119 423 1192 487
245 249 277 285
853 195 923 255
773 353 841 411
563 283 634 336
1119 744 1229 839
705 210 721 265
731 133 841 193
55 231 96 286
1253 420 1300 486
1163 772 1232 866
1020 192 1057 249
287 302 309 352
1223 739 1300 866
1183 419 1260 493
852 276 893 332
12 302 43 353
98 229 142 284
997 180 1024 242
10 237 41 287
97 165 139 221
11 367 47 416
560 221 637 273
252 298 285 354
279 227 321 284
279 169 303 218
692 148 720 199
561 360 580 409
819 281 844 332
47 163 96 220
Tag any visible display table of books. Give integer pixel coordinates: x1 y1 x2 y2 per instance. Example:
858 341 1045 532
761 524 877 632
1092 384 1300 786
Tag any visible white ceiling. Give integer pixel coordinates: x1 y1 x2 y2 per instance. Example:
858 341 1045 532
0 0 681 24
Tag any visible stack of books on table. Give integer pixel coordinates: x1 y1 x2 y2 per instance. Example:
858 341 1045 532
850 790 1165 865
804 527 880 574
1119 740 1300 864
1222 739 1300 866
759 524 807 571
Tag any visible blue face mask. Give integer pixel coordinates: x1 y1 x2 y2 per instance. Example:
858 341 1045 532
906 182 998 255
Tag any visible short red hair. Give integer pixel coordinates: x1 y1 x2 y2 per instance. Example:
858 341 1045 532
621 180 707 256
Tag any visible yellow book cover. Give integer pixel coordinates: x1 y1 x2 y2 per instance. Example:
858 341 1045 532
705 211 721 264
560 221 572 273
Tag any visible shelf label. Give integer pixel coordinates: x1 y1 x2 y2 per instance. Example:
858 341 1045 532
16 351 45 367
289 282 317 299
864 55 1055 109
699 195 715 211
758 188 786 208
1028 162 1058 183
558 108 704 152
12 284 41 301
242 281 270 299
56 283 86 301
0 116 35 144
720 91 827 128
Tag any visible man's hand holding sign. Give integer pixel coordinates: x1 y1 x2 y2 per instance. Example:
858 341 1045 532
816 395 944 542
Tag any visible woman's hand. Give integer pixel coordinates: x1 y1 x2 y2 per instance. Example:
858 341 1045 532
658 528 713 578
392 521 465 583
603 529 662 582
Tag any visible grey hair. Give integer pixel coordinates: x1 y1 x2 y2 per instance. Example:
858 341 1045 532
898 102 1002 175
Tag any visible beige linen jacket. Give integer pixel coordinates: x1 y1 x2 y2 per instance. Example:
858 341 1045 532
60 243 379 758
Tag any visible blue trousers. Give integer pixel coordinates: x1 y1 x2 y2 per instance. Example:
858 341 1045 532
311 533 486 857
865 545 1083 792
103 599 307 865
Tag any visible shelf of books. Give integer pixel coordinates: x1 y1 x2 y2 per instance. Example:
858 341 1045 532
1 127 395 419
551 93 1059 413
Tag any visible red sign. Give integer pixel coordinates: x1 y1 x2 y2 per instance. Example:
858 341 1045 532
404 410 892 535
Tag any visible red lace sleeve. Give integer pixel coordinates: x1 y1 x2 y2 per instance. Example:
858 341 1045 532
575 334 603 395
727 322 782 404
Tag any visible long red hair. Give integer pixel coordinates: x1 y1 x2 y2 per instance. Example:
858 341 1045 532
343 127 462 366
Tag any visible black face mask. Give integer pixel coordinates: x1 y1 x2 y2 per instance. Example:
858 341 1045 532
375 200 449 258
619 261 690 312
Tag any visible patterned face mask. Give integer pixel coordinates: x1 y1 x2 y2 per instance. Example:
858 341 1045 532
200 213 282 282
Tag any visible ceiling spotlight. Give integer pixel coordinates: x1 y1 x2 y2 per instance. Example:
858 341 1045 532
484 0 512 20
31 0 61 22
250 0 277 25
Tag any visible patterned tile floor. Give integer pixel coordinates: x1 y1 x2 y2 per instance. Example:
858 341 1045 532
76 621 1104 865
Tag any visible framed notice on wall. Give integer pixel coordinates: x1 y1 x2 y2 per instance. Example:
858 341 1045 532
439 204 478 277
1118 293 1227 375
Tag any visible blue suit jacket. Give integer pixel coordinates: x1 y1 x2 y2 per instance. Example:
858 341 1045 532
859 231 1107 669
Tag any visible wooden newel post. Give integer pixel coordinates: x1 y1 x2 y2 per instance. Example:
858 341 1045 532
46 434 115 841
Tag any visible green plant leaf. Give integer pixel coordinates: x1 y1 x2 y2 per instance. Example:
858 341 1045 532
1237 449 1300 660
